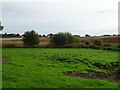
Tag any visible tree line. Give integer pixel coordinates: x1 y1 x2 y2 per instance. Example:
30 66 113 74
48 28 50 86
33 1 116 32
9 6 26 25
22 30 80 46
1 32 119 38
1 33 49 38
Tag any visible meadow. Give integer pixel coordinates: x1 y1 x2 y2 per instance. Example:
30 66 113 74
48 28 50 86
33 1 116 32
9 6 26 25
2 48 120 88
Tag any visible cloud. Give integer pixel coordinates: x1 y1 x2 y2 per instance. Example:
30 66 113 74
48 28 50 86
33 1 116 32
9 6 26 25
95 9 116 15
1 0 118 36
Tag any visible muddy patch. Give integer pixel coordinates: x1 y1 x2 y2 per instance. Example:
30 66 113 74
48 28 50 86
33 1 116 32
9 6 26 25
64 71 120 82
95 62 119 72
2 58 11 64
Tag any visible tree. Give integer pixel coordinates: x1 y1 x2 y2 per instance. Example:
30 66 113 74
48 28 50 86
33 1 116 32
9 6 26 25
16 33 20 37
38 34 42 37
47 33 53 38
85 34 90 37
51 32 77 45
74 35 80 37
43 35 46 38
22 30 40 46
0 21 4 31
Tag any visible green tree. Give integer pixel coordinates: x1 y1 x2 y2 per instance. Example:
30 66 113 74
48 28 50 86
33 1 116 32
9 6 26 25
51 32 78 45
22 30 40 46
47 33 53 38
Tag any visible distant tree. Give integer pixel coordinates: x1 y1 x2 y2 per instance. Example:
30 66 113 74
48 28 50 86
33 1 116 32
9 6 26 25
22 30 40 46
113 34 116 36
2 33 7 37
85 34 90 37
38 34 42 37
51 32 78 45
47 33 53 38
16 33 20 37
2 33 21 38
43 35 46 38
4 33 7 36
74 35 80 37
103 34 111 36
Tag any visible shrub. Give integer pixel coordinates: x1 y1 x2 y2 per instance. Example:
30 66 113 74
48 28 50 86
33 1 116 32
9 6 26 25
51 32 79 45
91 45 101 49
103 43 111 47
91 39 102 46
2 43 23 48
22 30 40 46
117 44 120 49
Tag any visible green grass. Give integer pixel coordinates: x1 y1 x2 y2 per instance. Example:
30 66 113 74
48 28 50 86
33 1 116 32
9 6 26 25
2 48 119 88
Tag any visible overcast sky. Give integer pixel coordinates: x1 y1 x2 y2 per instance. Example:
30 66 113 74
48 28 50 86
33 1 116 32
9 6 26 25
0 0 119 36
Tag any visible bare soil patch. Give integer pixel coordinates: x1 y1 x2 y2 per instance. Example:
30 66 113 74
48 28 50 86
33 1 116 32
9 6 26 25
64 71 120 82
2 58 11 64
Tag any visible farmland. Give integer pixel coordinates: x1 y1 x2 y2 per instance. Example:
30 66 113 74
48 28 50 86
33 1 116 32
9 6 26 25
2 48 120 88
1 0 119 88
2 36 119 44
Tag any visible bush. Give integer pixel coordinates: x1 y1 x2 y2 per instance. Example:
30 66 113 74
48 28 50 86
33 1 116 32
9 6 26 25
51 32 79 45
22 30 40 46
103 43 111 47
2 43 23 48
91 39 102 46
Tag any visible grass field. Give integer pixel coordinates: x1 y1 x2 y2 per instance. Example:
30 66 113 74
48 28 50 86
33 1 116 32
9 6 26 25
2 48 119 88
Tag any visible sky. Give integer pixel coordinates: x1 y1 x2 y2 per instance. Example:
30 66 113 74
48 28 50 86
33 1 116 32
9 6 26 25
0 0 119 36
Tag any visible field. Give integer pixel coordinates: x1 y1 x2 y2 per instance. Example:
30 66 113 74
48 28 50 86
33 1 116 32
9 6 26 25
2 38 50 45
1 36 119 50
2 48 120 88
2 36 119 44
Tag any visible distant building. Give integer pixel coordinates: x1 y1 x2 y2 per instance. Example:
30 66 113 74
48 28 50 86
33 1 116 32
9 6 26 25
0 22 4 30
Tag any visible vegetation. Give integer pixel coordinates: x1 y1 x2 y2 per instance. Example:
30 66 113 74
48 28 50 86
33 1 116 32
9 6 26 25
85 34 90 37
115 62 120 75
2 38 119 51
2 33 21 38
91 39 102 46
47 33 54 38
1 31 120 51
51 32 79 45
2 31 119 88
22 30 40 46
2 48 119 88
